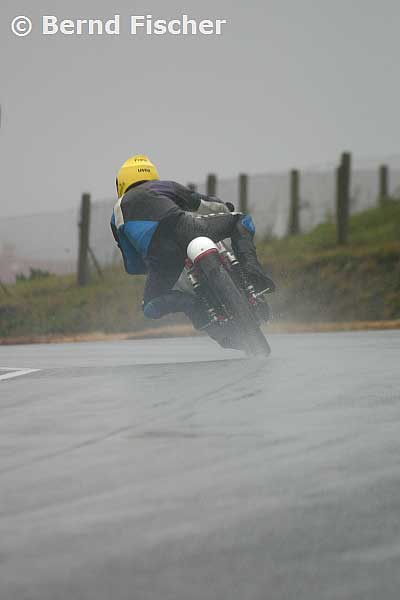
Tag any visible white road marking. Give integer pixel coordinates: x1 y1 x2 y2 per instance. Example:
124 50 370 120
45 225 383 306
0 368 40 381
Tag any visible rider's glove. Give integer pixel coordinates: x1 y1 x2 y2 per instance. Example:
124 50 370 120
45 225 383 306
197 199 230 215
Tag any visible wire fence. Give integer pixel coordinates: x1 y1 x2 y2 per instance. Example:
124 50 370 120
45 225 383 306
198 168 400 238
1 161 400 283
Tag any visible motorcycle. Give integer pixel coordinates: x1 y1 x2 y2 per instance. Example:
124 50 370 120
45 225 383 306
176 233 272 356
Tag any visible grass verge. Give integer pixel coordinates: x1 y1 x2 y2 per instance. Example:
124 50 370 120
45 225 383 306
0 201 399 341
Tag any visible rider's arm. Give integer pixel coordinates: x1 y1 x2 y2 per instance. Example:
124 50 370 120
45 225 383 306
170 182 231 214
152 181 227 213
197 198 230 214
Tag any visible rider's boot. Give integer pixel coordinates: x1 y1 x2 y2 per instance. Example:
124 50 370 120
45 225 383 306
231 216 276 294
143 291 203 321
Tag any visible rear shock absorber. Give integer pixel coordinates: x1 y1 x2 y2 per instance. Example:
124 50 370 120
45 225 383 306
188 270 219 322
226 251 256 299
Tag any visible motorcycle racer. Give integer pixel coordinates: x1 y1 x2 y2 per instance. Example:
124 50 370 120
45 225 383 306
111 155 275 332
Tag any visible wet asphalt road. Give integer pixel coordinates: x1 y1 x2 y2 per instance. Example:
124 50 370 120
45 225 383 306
1 330 400 600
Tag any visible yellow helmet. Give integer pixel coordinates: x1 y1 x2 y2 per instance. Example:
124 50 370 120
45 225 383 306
116 155 159 198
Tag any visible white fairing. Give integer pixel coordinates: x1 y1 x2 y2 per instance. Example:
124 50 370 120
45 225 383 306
187 237 218 262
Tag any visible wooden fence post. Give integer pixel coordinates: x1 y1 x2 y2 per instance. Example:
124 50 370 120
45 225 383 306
342 151 351 235
336 164 345 244
336 152 351 245
239 173 248 213
379 165 389 205
88 246 104 279
288 169 300 235
206 174 217 197
77 193 91 286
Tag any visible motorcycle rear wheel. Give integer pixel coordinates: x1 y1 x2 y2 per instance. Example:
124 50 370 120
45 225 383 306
199 254 271 356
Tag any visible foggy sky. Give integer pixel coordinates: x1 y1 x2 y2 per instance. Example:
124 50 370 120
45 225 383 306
1 0 399 218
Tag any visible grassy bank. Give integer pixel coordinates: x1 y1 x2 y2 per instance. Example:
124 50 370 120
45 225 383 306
0 202 399 340
0 268 148 338
260 201 400 322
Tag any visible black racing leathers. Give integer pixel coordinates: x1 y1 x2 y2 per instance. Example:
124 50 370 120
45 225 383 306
118 180 202 224
144 211 239 304
110 179 238 304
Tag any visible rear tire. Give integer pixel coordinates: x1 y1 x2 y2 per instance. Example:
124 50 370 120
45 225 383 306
199 254 271 356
